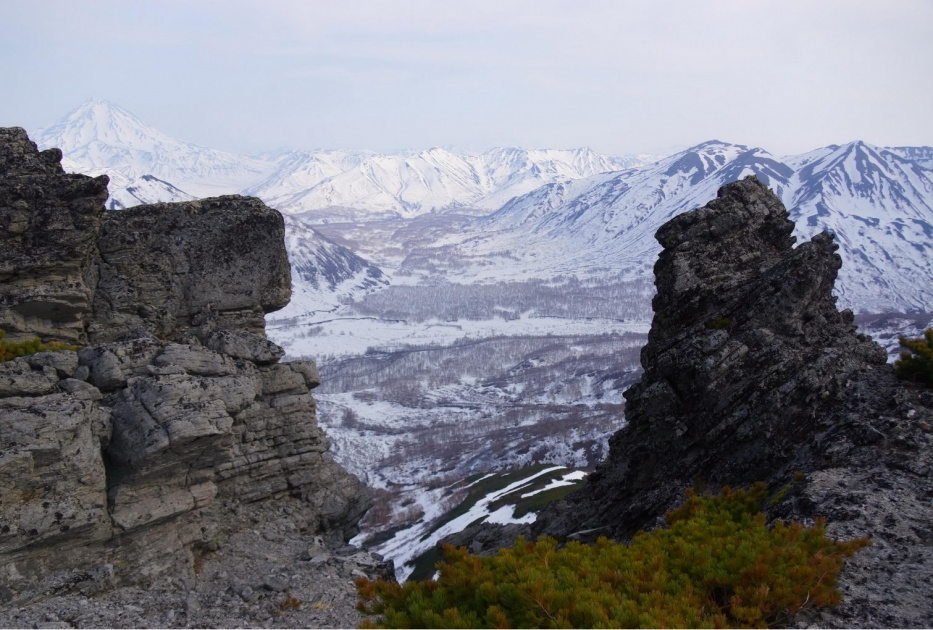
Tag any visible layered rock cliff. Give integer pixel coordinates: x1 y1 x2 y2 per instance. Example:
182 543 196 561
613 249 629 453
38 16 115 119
0 128 377 622
533 177 933 627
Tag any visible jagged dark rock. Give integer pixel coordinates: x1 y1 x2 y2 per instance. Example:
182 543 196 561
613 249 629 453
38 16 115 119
0 127 109 344
530 177 933 627
0 129 378 625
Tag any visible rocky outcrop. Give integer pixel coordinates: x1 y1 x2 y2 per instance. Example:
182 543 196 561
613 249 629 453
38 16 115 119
0 129 375 614
533 177 933 627
0 128 108 344
0 127 291 347
91 197 291 343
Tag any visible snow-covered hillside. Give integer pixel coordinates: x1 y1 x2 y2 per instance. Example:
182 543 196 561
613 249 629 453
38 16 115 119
785 142 933 311
273 216 389 321
402 140 933 312
101 173 196 210
246 146 655 218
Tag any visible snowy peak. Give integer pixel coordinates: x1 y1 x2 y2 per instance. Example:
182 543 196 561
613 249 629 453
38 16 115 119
789 140 933 221
36 99 275 198
780 140 933 312
38 98 180 155
660 141 791 191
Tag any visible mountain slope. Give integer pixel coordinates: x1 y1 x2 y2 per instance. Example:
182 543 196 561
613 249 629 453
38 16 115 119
784 142 933 311
247 146 656 219
36 98 275 197
408 140 933 312
96 172 196 210
270 216 389 325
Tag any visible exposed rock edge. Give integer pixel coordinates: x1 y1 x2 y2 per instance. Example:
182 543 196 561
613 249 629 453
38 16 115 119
0 128 385 627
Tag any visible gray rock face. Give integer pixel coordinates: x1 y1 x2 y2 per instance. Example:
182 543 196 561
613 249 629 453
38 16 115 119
1 127 291 347
0 127 108 344
91 197 291 344
533 177 933 626
0 129 372 610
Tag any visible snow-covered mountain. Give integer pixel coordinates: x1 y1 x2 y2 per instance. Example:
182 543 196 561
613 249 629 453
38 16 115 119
29 100 933 313
784 142 933 311
411 141 797 282
84 170 196 210
244 146 654 219
271 216 389 323
35 99 656 219
416 140 933 312
36 98 275 198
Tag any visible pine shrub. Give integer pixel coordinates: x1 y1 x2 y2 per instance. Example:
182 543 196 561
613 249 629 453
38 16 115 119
894 328 933 387
0 329 79 362
356 483 869 628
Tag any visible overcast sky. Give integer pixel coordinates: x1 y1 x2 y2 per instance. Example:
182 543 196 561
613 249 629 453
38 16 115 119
2 0 931 157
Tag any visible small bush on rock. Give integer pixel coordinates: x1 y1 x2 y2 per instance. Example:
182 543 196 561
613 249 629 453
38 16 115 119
895 328 933 387
356 483 868 628
0 329 79 362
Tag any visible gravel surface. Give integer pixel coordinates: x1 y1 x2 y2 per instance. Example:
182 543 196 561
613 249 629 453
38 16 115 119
0 501 393 629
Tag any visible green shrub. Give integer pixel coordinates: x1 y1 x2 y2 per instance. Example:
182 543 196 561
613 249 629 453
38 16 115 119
0 329 79 362
356 483 869 628
895 328 933 387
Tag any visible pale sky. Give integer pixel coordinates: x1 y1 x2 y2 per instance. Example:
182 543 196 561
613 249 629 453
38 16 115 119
2 0 931 157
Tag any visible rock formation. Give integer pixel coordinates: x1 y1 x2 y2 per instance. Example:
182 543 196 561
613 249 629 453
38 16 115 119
0 128 108 344
91 196 291 343
532 177 933 627
0 128 379 622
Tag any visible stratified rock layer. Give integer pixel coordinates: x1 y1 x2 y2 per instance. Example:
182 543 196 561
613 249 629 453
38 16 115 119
0 128 373 609
535 177 933 627
0 128 108 344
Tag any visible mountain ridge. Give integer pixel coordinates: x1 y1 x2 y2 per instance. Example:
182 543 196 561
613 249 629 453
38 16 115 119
35 99 657 218
429 139 933 312
30 99 933 314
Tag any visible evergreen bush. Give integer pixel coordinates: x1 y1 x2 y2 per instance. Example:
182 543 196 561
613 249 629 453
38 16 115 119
0 329 79 362
894 328 933 387
356 483 869 628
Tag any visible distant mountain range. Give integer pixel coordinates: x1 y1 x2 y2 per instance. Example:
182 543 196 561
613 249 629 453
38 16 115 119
442 140 933 312
29 98 933 314
35 99 656 218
